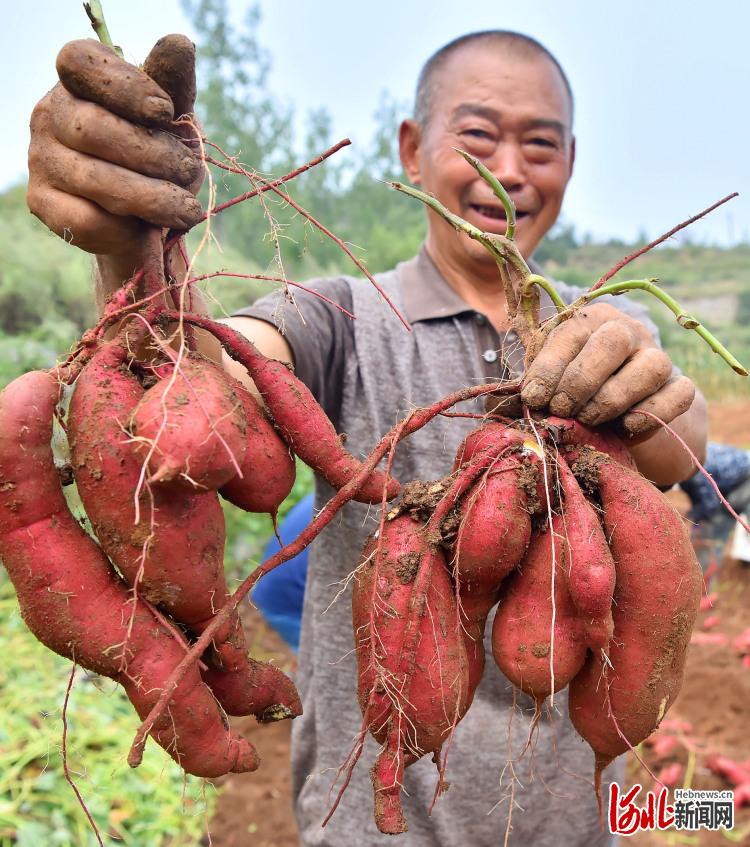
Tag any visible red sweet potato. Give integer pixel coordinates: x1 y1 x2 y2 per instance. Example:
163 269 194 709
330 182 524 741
69 342 232 632
68 342 301 721
0 370 258 777
219 380 295 515
455 452 535 618
568 454 701 787
202 658 302 721
129 354 248 489
544 416 636 470
555 457 615 649
452 421 524 471
197 320 400 504
453 452 533 692
492 513 588 707
352 515 469 834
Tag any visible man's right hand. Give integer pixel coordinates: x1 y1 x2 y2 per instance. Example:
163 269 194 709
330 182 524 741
27 36 204 265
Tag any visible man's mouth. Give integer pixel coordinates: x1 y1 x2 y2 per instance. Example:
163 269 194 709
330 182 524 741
467 203 530 225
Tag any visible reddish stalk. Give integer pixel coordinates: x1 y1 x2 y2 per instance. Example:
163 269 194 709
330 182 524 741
204 138 352 215
62 663 104 847
128 374 520 767
591 192 739 291
204 140 410 332
186 271 356 319
631 407 750 533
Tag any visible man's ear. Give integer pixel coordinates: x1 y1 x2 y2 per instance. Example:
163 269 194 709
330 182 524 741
568 135 576 180
399 119 422 184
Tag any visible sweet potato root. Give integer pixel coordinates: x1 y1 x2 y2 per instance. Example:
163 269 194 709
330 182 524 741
0 370 258 777
452 421 524 470
219 379 296 515
129 354 248 489
492 512 588 707
555 457 615 649
352 515 469 833
179 317 400 504
453 451 534 692
568 452 701 788
69 341 301 722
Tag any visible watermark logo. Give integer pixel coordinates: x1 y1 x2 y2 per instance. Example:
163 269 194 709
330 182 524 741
609 783 734 836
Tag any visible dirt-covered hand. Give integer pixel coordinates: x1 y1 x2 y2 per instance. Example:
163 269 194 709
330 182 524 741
520 303 695 435
27 36 203 258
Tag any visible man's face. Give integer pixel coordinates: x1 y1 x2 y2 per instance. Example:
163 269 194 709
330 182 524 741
400 45 575 272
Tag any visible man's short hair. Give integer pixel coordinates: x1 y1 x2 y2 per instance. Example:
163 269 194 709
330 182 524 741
414 31 574 128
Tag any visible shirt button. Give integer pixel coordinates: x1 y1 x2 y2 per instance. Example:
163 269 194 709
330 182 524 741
475 313 486 325
482 349 498 363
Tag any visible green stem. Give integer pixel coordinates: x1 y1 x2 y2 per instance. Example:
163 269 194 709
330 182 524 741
389 179 567 340
83 1 123 58
389 181 487 243
452 149 516 240
571 278 748 376
526 274 567 312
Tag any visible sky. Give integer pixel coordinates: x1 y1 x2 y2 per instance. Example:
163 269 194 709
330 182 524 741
3 0 749 246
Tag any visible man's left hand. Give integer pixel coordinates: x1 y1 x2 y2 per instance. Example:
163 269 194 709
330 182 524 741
520 303 695 435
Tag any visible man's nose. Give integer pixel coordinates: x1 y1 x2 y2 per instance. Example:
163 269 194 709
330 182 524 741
487 142 526 192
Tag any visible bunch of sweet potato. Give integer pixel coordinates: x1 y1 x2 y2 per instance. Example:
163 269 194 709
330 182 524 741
352 416 702 833
0 321 399 778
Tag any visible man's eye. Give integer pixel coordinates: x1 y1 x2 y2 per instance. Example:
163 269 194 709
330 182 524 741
461 128 492 139
528 137 557 148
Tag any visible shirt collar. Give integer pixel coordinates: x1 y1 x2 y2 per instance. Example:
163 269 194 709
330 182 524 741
397 244 554 325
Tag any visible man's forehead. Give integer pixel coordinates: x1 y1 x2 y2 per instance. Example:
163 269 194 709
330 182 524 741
429 45 573 125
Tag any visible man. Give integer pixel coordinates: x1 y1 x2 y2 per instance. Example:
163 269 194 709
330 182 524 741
28 30 707 845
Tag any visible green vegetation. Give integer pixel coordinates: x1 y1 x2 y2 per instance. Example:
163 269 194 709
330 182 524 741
0 1 747 843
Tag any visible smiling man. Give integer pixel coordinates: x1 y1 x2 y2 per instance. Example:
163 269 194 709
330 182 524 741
27 28 706 847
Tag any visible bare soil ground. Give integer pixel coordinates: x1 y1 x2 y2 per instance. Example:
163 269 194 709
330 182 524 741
207 401 750 846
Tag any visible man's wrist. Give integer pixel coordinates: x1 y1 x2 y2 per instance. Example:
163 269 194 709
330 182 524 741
95 253 147 312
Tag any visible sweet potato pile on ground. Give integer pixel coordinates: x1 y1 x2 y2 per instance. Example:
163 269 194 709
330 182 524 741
352 416 702 833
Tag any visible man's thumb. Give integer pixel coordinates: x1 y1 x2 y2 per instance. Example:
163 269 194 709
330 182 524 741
143 34 196 121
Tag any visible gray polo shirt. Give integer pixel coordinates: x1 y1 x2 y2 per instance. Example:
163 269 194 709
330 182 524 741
236 247 651 846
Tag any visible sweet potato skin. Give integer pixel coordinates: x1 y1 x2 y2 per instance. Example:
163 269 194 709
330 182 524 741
556 457 615 649
69 344 302 721
492 513 587 704
568 454 701 770
0 370 258 777
352 515 469 833
219 380 295 514
69 343 229 631
545 416 636 470
454 453 533 621
453 451 534 693
130 355 248 490
452 422 524 471
353 516 469 751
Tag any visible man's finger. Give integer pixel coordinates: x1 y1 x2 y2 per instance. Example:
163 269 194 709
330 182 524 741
56 39 173 128
30 135 203 231
622 375 696 435
520 317 593 408
143 35 197 120
27 181 146 256
577 347 673 425
47 86 200 187
548 321 641 417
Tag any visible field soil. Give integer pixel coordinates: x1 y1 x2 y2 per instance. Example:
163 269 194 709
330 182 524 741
208 400 750 846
